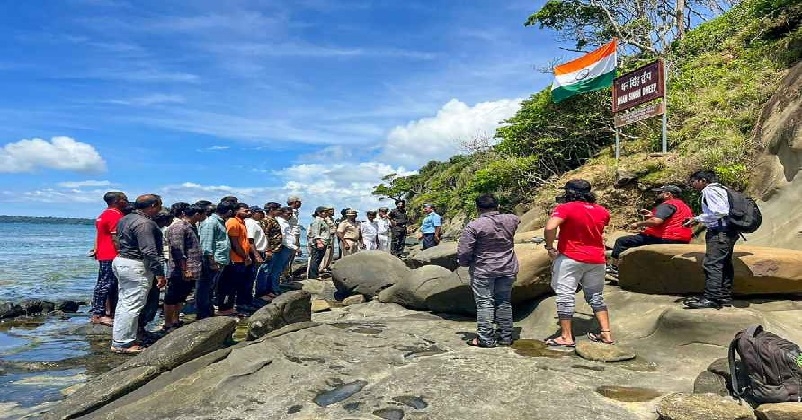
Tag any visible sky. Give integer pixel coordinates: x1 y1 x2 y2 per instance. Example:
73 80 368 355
0 0 567 221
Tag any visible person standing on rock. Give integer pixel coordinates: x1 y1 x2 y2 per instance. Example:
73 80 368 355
285 196 303 280
376 207 392 253
308 206 333 280
360 210 380 251
91 191 128 327
543 180 614 347
337 209 362 257
198 201 233 320
682 170 737 310
320 206 337 271
389 200 409 256
218 203 254 316
163 203 205 332
246 206 268 304
607 185 694 277
110 194 166 354
420 203 442 250
457 194 520 348
268 207 298 292
254 202 283 301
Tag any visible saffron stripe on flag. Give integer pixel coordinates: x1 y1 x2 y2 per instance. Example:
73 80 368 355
553 40 618 75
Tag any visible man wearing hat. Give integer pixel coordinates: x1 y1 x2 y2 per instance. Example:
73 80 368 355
337 209 362 257
420 203 442 250
308 206 333 280
320 206 337 270
608 184 694 277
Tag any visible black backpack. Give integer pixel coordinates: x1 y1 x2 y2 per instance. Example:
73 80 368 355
723 187 762 233
728 325 802 405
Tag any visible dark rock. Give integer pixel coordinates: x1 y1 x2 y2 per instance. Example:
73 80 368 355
708 358 731 379
693 371 729 396
248 291 312 340
0 301 24 319
20 299 56 315
56 300 81 313
332 251 409 297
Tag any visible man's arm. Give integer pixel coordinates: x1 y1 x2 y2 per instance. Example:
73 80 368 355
433 214 442 243
456 226 476 267
544 216 565 259
167 226 189 275
134 221 166 287
228 230 250 262
695 187 729 224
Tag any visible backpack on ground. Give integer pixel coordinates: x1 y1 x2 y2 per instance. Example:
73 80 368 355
723 187 762 233
728 325 802 405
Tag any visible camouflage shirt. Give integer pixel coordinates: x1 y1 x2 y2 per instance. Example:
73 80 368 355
259 216 284 254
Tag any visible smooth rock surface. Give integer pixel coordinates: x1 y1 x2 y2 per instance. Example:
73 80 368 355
300 279 337 301
311 299 331 313
248 290 312 340
755 402 802 420
618 245 802 295
693 371 729 396
405 241 459 270
656 393 755 420
332 251 410 297
342 295 365 306
575 341 636 362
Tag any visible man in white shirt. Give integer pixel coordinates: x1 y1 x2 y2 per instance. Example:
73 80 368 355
360 211 380 250
683 170 737 309
246 206 268 302
376 207 392 253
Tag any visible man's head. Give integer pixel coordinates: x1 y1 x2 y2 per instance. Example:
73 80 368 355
215 201 235 218
325 206 334 218
366 210 377 221
250 206 265 221
688 170 718 191
103 192 128 210
475 194 498 213
314 206 327 218
559 180 595 204
134 194 163 217
195 200 214 216
395 200 405 209
345 209 357 220
287 195 302 210
279 206 294 219
170 202 191 218
186 204 207 224
264 202 281 217
651 185 683 202
422 203 435 214
378 207 389 217
234 203 250 219
153 209 173 228
220 196 238 205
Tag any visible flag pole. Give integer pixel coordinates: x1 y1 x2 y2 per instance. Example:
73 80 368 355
661 58 668 153
615 128 620 163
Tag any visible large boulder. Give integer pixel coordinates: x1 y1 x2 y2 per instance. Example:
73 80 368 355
248 290 312 340
656 393 755 420
755 402 802 420
332 251 410 297
618 244 802 295
513 230 542 244
512 243 552 303
44 316 237 420
405 242 459 270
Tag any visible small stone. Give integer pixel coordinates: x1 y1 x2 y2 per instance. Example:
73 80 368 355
596 385 662 402
755 402 802 420
342 295 365 306
657 393 755 420
311 299 331 313
707 358 730 378
575 341 636 362
693 371 729 396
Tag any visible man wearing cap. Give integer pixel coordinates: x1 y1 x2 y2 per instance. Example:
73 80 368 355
285 196 302 279
389 200 408 256
337 209 362 257
608 185 694 277
376 207 392 253
320 206 337 271
308 206 332 280
420 204 442 250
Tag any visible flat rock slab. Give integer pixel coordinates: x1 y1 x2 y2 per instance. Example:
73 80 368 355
575 341 636 362
311 299 331 313
248 290 312 340
755 402 802 420
342 295 365 306
657 393 755 420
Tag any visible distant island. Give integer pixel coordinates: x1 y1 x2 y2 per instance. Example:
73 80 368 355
0 215 94 225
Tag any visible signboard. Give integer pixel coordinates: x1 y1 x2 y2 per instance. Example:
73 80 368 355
612 60 664 112
614 101 665 128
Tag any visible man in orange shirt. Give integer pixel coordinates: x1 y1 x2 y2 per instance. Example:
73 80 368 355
217 202 252 316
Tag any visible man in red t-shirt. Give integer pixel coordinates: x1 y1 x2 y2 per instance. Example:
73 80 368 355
543 180 614 347
91 191 129 326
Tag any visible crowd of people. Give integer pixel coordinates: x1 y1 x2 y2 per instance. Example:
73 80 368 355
457 170 743 348
90 193 439 354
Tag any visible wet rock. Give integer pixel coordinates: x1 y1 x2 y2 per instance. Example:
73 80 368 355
45 317 237 420
656 393 755 420
575 341 636 362
755 402 802 420
0 301 24 319
405 242 459 270
342 294 365 306
596 385 662 402
693 371 729 396
300 279 337 301
248 290 312 340
311 299 331 313
66 323 113 336
55 300 81 313
20 299 56 315
332 251 410 297
313 380 367 407
373 407 405 420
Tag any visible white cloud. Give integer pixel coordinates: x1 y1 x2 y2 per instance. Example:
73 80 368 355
56 180 113 188
107 94 185 106
196 145 230 152
0 137 107 173
379 98 522 167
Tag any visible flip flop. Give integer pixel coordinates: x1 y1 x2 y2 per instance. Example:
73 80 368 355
586 332 616 345
91 317 114 327
466 338 495 348
110 345 145 355
544 338 576 348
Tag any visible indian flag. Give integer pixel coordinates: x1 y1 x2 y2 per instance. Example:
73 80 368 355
551 39 618 103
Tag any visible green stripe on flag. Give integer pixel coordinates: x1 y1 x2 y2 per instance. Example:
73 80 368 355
552 70 616 103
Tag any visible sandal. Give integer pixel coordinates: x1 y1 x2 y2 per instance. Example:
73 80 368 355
110 344 146 355
466 338 496 348
587 331 616 345
544 337 576 348
91 316 114 327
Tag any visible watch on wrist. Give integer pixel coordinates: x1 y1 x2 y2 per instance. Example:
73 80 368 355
544 245 555 251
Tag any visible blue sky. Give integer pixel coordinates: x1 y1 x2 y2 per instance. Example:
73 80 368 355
0 0 565 219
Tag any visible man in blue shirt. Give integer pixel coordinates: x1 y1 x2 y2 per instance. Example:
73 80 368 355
198 201 233 319
420 203 442 250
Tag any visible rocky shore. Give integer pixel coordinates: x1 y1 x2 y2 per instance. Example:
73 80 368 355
13 241 798 420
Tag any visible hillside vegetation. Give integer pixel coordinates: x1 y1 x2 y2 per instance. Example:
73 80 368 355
372 0 802 233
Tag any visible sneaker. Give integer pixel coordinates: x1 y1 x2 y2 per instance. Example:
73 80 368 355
684 298 722 310
605 264 619 276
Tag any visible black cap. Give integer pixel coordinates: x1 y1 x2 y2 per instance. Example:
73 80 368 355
315 206 327 215
564 179 591 193
249 206 264 213
651 185 682 195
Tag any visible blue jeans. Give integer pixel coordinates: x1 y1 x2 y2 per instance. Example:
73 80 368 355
267 247 294 294
254 261 272 297
196 260 223 319
470 274 515 345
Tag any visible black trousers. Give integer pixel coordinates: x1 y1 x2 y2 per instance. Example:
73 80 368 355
217 263 248 311
611 233 688 259
703 229 739 301
391 227 407 255
308 245 326 280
